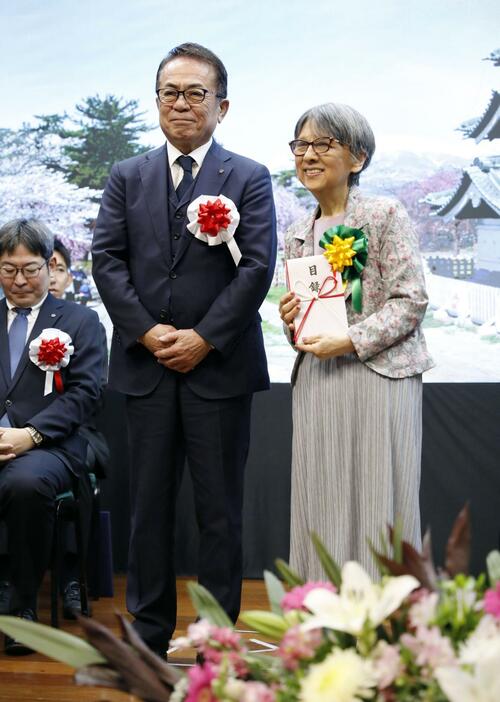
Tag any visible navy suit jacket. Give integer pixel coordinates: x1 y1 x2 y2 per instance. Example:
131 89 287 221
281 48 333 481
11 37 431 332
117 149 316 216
92 140 277 399
0 294 103 475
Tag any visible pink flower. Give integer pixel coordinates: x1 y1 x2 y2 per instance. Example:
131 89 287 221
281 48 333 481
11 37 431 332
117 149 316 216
224 680 276 702
401 626 456 675
210 626 243 648
197 625 248 677
203 648 248 677
484 582 500 619
240 681 275 702
408 591 438 628
278 624 323 670
186 619 214 646
281 581 336 612
185 663 217 702
371 641 404 689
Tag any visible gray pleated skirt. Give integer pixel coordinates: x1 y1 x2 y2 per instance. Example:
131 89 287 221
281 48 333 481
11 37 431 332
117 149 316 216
289 352 422 580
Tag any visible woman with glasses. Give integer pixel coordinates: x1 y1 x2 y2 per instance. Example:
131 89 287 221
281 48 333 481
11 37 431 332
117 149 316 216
279 103 434 578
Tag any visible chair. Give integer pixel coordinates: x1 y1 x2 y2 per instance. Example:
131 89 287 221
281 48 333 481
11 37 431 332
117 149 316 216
50 474 93 628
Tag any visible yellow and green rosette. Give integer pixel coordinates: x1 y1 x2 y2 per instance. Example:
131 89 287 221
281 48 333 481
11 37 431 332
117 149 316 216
319 225 368 313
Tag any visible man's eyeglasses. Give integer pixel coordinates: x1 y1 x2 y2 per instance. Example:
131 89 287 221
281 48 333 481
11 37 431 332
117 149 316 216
156 88 224 106
0 262 48 279
289 137 343 156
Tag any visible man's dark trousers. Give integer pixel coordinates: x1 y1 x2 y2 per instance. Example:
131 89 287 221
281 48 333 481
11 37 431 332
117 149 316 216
126 373 252 649
0 450 71 610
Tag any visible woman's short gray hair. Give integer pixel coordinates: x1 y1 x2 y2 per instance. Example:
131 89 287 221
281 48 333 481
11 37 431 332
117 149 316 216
0 218 54 260
294 103 376 186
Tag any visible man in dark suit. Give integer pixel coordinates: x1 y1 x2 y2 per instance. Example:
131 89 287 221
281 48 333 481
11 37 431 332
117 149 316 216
92 42 276 654
0 218 103 653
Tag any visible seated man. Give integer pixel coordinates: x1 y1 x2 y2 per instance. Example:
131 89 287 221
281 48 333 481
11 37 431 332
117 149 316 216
0 219 103 654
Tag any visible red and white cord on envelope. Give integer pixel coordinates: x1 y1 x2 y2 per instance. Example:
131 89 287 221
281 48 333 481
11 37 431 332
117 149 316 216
291 276 344 344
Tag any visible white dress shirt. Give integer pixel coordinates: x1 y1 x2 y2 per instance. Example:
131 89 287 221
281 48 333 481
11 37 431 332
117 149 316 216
6 294 48 340
166 138 213 189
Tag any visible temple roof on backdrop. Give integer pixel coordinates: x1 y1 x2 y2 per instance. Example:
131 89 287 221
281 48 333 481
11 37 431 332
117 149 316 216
434 158 500 220
433 52 499 221
457 91 500 143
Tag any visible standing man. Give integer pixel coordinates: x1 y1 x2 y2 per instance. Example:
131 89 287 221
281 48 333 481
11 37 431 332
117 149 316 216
0 219 102 653
92 43 276 655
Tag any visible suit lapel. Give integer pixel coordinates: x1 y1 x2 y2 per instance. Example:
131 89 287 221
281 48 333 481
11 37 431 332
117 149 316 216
173 142 232 268
139 145 172 265
0 300 10 387
9 294 63 392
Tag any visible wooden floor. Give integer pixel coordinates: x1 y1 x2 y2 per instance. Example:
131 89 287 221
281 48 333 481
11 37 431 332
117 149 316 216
0 576 268 701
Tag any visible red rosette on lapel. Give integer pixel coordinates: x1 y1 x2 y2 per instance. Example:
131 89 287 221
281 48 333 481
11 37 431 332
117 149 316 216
186 194 241 265
29 328 74 395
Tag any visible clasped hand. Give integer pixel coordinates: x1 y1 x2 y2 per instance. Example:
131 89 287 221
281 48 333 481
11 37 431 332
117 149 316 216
139 324 211 373
0 428 34 463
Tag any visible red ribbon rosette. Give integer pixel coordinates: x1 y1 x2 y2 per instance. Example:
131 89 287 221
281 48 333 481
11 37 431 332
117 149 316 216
187 194 242 265
29 328 74 395
197 198 232 237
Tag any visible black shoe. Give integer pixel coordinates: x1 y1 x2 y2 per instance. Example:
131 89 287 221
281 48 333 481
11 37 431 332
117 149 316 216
62 580 87 620
0 580 10 616
152 648 168 660
4 608 37 655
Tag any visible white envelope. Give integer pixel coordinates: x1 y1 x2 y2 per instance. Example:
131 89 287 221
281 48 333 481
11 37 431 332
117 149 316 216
285 254 348 344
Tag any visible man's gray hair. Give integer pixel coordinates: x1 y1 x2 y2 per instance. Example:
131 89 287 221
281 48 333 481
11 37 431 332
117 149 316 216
294 103 376 186
0 218 54 260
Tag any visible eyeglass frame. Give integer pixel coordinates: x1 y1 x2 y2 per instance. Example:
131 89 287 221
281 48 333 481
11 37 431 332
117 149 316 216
288 136 346 156
156 87 225 106
0 261 49 280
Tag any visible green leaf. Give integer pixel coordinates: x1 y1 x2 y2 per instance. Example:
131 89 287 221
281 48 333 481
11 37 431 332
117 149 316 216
243 652 282 679
186 582 233 627
310 532 342 587
368 538 390 576
379 527 389 558
487 550 500 586
264 570 285 615
0 616 106 668
392 515 404 564
239 611 288 640
275 559 304 587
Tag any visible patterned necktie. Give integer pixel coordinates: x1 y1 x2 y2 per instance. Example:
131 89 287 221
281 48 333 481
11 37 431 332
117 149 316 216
9 307 31 378
175 155 195 200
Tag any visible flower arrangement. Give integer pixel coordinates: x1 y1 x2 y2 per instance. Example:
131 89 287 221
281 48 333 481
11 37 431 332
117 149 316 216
1 505 500 702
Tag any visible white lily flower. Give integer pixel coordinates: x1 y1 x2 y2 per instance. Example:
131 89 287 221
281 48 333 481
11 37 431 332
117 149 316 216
436 649 500 702
302 561 419 636
455 614 500 663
